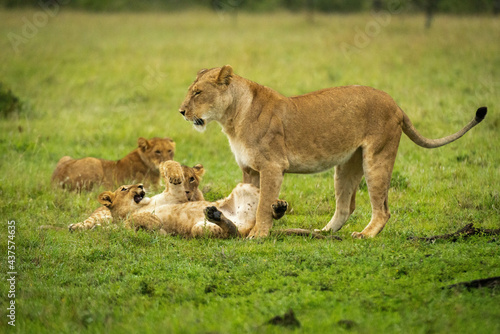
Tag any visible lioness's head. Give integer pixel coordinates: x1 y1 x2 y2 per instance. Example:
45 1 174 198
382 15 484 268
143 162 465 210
98 184 148 219
179 65 234 132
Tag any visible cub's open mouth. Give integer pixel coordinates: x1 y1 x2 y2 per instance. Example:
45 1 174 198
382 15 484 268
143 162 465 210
134 191 145 204
194 118 205 126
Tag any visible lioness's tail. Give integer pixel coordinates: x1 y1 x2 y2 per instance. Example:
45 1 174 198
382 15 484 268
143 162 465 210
402 107 487 148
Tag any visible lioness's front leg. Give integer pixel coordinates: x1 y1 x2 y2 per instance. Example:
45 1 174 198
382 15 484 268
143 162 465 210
247 168 284 238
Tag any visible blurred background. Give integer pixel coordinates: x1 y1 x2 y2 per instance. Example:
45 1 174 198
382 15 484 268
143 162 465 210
1 0 499 15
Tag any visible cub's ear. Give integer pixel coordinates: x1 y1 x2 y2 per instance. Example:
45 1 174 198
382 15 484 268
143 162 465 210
192 164 205 178
98 191 115 207
166 138 176 151
216 65 233 86
138 137 150 151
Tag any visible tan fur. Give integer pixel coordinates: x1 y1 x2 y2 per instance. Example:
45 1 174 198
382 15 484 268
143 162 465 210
76 161 287 238
179 65 486 238
52 137 176 191
68 163 205 231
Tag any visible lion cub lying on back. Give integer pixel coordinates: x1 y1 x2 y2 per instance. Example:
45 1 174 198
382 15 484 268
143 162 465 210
81 161 288 238
52 137 176 191
68 162 205 231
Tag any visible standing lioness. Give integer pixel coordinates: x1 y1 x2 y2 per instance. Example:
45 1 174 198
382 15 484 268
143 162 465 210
179 65 487 238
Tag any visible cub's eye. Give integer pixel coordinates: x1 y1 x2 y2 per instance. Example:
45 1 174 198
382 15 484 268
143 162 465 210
121 187 128 192
155 150 161 154
189 177 196 183
193 90 201 96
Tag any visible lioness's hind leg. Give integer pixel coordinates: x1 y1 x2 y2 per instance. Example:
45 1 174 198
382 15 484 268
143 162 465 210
204 206 240 237
322 148 363 233
272 200 288 220
353 138 400 238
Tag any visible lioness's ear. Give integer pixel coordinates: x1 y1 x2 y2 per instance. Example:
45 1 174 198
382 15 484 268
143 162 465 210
138 137 150 151
193 164 205 178
98 191 115 207
216 65 233 85
197 68 208 78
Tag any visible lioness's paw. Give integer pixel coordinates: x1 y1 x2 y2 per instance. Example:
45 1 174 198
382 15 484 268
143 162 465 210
351 232 366 239
247 226 271 239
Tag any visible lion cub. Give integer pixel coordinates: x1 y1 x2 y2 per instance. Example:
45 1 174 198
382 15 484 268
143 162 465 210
68 163 205 231
83 161 288 238
52 137 175 191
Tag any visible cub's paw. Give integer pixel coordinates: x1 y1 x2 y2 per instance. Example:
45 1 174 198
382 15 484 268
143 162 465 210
204 206 222 222
272 200 288 220
68 223 81 232
160 161 184 185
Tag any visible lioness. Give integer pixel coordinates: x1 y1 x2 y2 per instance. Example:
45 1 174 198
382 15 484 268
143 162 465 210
85 161 288 238
179 65 487 238
52 137 175 191
68 162 205 231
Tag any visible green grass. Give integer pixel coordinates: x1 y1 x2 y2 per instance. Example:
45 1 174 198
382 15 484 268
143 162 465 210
1 10 499 333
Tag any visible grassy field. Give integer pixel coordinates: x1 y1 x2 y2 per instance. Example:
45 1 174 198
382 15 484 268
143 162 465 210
1 9 499 333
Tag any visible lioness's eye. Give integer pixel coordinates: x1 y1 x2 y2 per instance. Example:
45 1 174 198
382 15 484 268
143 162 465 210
155 150 161 154
121 187 127 192
194 90 201 96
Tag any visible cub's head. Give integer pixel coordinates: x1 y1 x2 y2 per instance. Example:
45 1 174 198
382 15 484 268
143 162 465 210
181 164 205 201
179 65 234 132
159 161 206 202
98 184 149 219
137 137 176 171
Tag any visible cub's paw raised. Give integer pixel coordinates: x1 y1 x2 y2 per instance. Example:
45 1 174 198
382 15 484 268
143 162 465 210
160 161 184 185
204 206 222 222
272 200 288 220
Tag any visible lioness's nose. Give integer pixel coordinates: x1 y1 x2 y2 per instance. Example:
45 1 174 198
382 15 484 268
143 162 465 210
179 110 186 116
